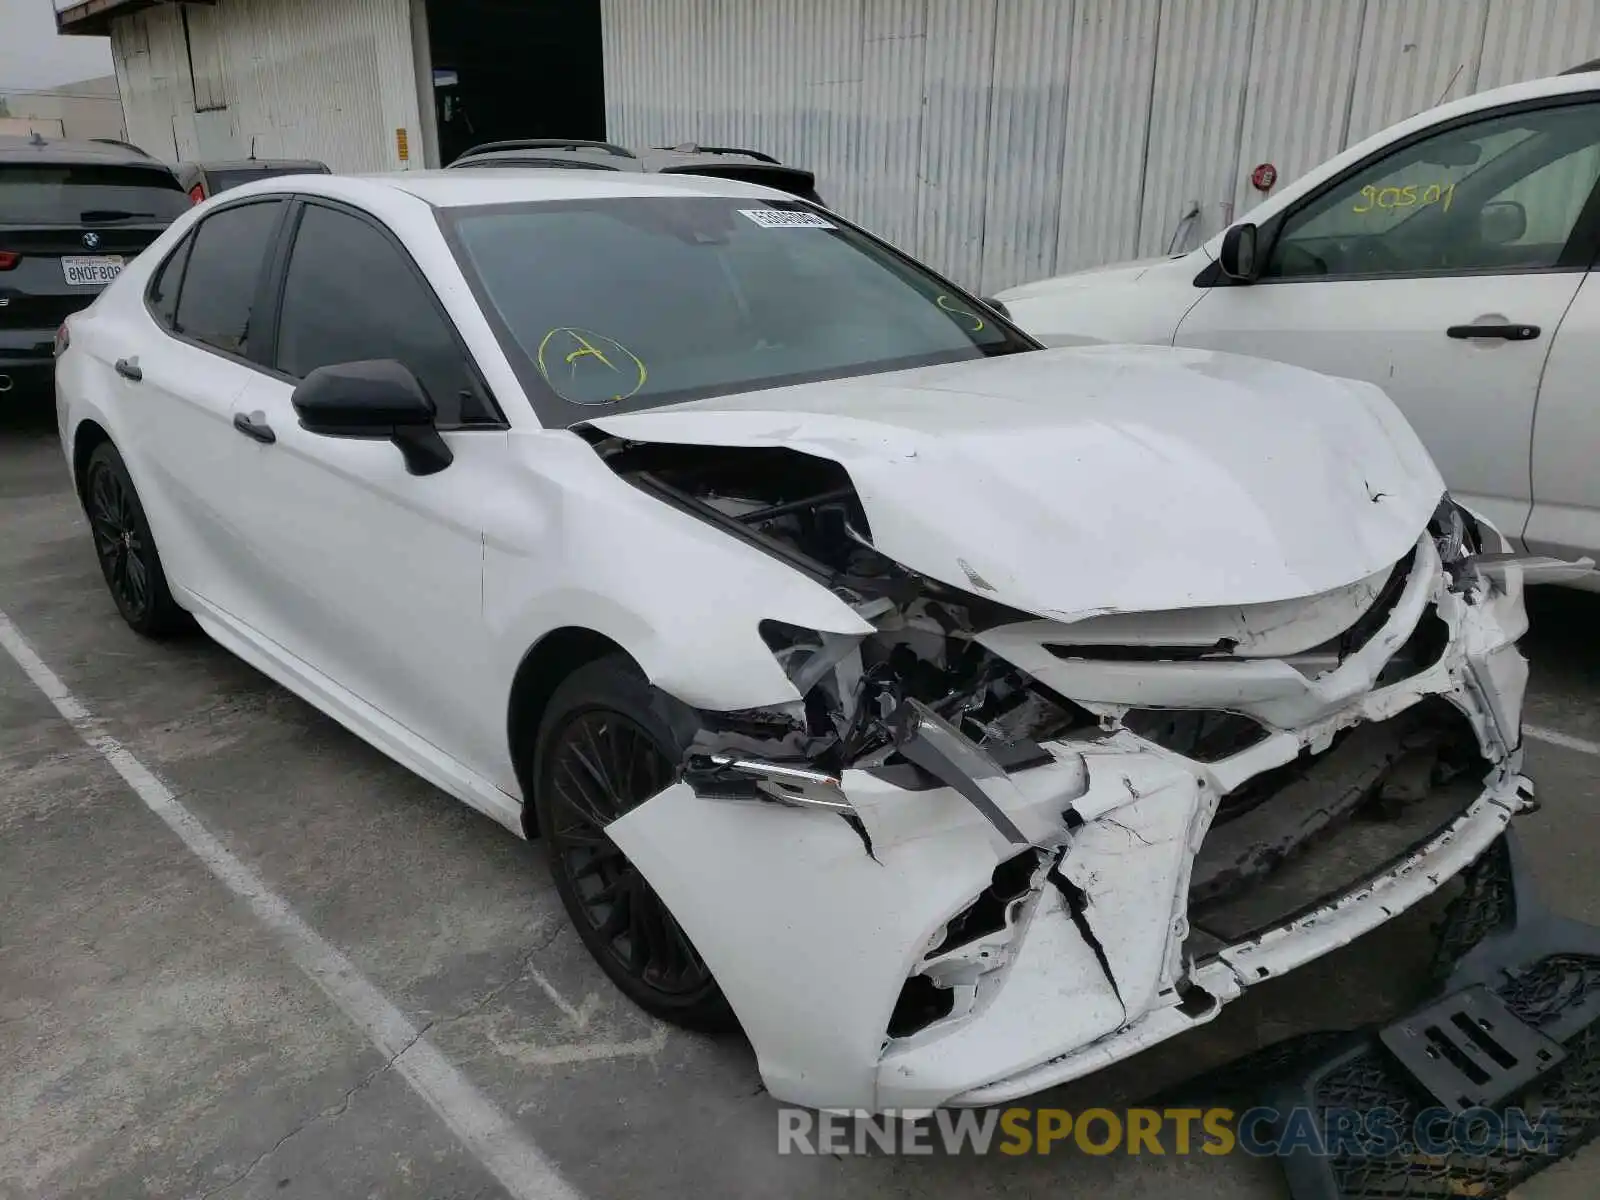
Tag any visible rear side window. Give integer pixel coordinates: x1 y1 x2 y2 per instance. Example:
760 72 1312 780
148 233 194 328
173 200 284 357
0 163 190 224
274 203 493 427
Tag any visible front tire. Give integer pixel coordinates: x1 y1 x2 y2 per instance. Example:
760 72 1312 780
532 655 734 1032
84 441 186 638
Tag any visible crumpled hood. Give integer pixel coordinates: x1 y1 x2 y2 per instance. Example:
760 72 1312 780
587 345 1444 622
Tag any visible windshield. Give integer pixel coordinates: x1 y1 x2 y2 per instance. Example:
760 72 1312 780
0 163 190 224
443 197 1033 420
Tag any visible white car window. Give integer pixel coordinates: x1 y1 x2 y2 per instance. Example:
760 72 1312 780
1264 101 1600 280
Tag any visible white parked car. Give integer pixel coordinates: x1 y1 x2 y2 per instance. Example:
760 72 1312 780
57 169 1534 1112
997 70 1600 584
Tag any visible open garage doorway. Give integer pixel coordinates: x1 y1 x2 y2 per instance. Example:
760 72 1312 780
424 0 604 166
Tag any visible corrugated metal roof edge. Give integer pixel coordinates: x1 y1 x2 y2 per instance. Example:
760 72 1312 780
56 0 209 37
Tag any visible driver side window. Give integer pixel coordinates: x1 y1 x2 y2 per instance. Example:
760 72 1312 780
1265 101 1600 281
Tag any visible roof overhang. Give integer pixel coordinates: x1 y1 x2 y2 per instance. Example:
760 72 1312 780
56 0 215 37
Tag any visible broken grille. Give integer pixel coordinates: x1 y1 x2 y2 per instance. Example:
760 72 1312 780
1187 697 1485 949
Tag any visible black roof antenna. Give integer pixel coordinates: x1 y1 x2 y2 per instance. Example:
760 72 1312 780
28 130 47 146
249 135 258 161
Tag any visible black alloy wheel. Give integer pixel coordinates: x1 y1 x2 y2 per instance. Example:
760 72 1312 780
533 656 733 1031
83 442 186 637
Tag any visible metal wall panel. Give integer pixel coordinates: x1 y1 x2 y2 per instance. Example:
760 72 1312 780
1137 0 1257 257
602 0 873 225
914 0 998 285
601 0 1600 288
974 0 1075 291
1232 0 1367 222
855 0 927 251
1052 0 1161 274
186 3 230 113
1346 0 1490 143
112 5 193 160
1478 0 1600 89
109 0 424 172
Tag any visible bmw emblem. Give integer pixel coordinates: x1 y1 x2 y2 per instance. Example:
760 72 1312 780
83 231 101 249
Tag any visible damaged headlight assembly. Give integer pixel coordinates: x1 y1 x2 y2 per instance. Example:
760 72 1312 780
683 611 1093 845
1433 493 1596 589
587 431 1097 833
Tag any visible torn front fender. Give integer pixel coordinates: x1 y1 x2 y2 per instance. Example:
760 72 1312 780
604 778 1024 1110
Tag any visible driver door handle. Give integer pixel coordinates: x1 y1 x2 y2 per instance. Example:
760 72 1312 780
114 357 142 381
1446 323 1540 341
232 412 276 445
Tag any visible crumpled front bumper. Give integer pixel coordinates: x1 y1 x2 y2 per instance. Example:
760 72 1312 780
607 538 1534 1112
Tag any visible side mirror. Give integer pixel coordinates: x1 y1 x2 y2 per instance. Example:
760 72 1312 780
291 359 454 476
981 296 1011 319
1217 223 1260 282
1479 199 1527 246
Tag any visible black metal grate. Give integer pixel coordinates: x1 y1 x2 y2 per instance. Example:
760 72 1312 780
1310 957 1600 1199
1429 838 1517 984
1502 956 1600 1029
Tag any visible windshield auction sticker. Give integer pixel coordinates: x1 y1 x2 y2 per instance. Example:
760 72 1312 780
738 208 836 229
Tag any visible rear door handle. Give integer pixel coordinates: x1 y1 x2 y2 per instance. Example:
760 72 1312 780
114 357 142 381
1446 323 1541 341
232 412 276 445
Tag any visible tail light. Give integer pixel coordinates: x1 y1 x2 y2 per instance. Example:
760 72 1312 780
0 251 19 270
54 322 71 357
188 184 206 205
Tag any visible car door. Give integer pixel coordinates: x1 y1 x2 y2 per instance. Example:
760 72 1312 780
1525 268 1600 567
116 198 290 611
223 197 513 776
1174 96 1600 542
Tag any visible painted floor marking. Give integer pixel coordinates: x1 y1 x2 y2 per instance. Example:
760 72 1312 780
1526 725 1600 758
0 607 583 1200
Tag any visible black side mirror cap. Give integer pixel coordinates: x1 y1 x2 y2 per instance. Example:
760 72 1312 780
1218 223 1260 283
291 359 454 476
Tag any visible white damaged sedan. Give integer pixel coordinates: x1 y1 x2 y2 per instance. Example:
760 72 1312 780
55 170 1534 1112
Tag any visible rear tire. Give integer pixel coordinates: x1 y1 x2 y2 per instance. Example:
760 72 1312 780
532 655 735 1032
84 442 187 638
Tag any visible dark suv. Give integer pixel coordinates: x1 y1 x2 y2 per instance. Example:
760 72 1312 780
1 135 189 396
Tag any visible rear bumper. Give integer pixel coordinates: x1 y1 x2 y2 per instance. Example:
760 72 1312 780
0 328 59 391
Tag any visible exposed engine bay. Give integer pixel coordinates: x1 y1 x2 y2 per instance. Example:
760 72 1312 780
583 436 1096 776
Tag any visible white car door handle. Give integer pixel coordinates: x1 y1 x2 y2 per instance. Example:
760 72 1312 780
114 357 142 381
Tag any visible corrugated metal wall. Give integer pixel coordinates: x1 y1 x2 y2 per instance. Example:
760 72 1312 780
110 0 423 173
602 0 1600 292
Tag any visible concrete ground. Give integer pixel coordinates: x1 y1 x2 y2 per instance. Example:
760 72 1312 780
2 396 1598 1200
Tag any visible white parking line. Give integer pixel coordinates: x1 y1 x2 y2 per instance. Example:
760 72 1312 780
0 608 582 1200
1526 725 1600 758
